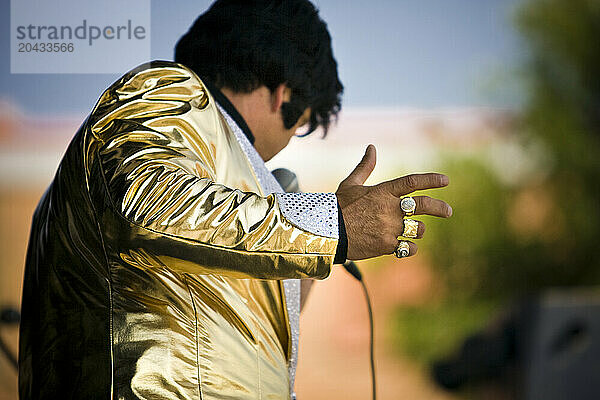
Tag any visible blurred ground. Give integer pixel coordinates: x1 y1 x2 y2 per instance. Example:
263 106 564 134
295 262 456 400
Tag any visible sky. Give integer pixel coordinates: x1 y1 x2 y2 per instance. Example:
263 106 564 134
0 0 525 117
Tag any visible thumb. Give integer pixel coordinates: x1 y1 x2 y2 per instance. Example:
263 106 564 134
342 144 376 186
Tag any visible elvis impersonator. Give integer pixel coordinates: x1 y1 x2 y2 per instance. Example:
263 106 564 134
18 0 452 399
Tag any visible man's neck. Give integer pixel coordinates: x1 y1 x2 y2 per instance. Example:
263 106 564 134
201 80 256 145
219 86 279 162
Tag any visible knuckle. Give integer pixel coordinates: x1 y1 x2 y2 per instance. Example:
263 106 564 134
373 184 388 197
419 196 431 212
387 197 401 214
404 174 418 190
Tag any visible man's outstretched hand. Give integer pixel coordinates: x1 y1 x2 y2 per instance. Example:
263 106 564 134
335 144 453 260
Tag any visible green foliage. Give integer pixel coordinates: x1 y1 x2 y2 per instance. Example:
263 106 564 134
392 299 499 365
392 0 600 365
515 0 600 282
420 157 513 301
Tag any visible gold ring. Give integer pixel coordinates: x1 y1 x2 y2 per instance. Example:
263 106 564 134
400 218 419 239
395 241 410 258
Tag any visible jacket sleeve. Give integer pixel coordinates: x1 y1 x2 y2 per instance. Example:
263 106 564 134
85 61 338 280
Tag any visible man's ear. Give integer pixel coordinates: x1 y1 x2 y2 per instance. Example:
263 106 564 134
270 84 291 113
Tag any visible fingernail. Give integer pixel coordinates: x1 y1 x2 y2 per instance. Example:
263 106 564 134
447 205 453 217
441 175 449 185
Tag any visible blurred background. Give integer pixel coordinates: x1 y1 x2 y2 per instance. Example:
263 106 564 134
2 0 600 399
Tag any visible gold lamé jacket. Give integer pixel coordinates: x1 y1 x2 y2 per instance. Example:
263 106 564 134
19 60 341 400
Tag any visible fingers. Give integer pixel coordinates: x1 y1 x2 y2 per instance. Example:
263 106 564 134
409 196 453 218
382 173 449 197
340 144 377 186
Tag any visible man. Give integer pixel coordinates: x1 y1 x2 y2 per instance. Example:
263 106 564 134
19 0 452 399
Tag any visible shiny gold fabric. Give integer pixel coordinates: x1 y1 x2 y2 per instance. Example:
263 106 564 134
19 60 338 399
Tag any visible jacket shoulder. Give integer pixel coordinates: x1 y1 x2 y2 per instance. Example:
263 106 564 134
87 60 216 137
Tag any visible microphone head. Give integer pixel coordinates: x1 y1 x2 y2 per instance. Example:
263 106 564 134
271 168 300 193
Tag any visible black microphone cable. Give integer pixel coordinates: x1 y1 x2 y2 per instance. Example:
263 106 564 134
271 168 376 400
343 260 376 400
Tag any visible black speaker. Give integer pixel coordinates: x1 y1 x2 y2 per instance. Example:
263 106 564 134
432 288 600 400
520 289 600 400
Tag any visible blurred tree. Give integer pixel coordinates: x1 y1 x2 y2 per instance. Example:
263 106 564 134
515 0 600 285
393 0 600 366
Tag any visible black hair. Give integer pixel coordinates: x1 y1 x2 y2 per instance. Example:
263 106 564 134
174 0 343 136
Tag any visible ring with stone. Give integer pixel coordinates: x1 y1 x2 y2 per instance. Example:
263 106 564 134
400 218 419 239
395 241 410 258
400 196 417 216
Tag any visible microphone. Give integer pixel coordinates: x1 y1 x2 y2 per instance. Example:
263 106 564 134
271 168 299 193
271 168 362 282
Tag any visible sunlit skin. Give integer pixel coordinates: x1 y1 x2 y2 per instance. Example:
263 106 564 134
221 84 310 162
